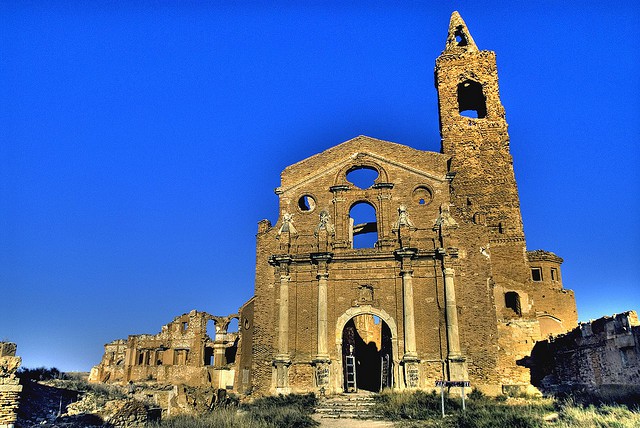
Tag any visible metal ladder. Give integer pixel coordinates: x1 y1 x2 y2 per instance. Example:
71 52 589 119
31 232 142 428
345 355 357 392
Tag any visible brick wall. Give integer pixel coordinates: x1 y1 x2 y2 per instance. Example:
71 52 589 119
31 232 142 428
0 342 22 428
527 311 640 392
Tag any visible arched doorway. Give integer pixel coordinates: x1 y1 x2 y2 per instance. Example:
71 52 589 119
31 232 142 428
335 306 398 393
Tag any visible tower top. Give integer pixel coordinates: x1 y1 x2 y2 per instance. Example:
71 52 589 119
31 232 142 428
443 11 478 54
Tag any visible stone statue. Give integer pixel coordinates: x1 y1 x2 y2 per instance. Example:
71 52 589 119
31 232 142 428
314 210 335 235
394 205 415 229
277 212 298 238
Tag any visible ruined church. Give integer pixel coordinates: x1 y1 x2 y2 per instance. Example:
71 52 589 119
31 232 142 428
91 12 579 397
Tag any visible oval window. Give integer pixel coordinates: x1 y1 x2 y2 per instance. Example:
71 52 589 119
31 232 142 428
346 166 379 189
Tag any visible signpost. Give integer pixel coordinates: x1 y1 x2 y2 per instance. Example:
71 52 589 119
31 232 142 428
435 380 471 417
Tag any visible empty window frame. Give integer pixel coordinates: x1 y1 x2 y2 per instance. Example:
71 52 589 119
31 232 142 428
505 291 522 316
346 166 379 189
349 202 378 249
457 80 487 118
550 268 558 281
531 268 543 282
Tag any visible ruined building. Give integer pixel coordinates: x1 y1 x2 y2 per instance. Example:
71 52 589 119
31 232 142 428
92 12 579 396
526 311 640 393
244 11 578 396
89 310 245 390
0 342 22 428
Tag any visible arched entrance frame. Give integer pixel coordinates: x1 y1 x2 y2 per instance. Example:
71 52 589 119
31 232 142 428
333 305 400 393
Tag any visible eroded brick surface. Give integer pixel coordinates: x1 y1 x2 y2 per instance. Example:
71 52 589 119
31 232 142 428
0 342 22 428
91 12 591 399
246 12 578 396
90 309 247 389
528 311 640 392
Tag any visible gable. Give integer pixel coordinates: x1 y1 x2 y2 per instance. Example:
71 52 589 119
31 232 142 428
277 136 448 194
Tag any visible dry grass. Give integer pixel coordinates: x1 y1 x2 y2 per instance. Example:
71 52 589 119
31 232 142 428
373 390 640 428
555 402 640 428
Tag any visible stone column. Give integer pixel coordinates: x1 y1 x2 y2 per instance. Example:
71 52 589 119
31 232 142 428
443 267 461 357
330 185 350 249
311 253 332 390
401 269 418 359
317 271 329 359
395 249 419 388
443 266 467 382
277 272 291 359
271 255 292 392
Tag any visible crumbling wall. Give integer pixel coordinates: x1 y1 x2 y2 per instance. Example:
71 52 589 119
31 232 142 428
0 342 22 428
526 311 640 393
90 310 243 389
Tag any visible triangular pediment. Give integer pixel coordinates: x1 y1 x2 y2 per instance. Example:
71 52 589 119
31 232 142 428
277 135 448 195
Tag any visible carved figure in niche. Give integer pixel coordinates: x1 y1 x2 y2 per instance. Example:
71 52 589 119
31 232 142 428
394 205 415 229
393 205 415 247
434 203 458 229
314 210 334 252
277 212 298 238
314 210 335 235
358 285 374 303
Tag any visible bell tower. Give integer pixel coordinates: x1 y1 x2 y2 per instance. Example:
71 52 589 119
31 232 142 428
435 11 529 286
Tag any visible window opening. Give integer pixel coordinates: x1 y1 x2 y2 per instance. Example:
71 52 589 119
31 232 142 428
204 347 215 366
298 195 316 212
531 268 542 282
227 318 239 333
181 321 188 332
412 186 433 207
225 337 239 365
457 80 486 118
349 202 378 248
550 268 557 281
346 166 379 189
454 26 467 46
505 292 522 316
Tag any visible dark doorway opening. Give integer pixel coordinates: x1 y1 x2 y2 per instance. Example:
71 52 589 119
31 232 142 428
342 314 392 392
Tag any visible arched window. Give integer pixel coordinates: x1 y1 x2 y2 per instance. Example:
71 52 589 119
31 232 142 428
505 291 522 316
457 80 486 118
349 202 377 249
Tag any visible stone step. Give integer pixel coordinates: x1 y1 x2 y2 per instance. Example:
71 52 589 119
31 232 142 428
316 412 384 420
314 394 380 420
316 406 373 413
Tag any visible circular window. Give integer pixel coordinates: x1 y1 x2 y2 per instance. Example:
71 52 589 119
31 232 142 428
413 186 433 206
298 195 316 212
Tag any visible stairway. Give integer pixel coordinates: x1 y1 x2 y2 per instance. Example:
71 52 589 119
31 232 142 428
314 393 380 419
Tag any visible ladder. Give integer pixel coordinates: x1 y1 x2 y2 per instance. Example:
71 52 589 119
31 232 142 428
380 354 390 391
345 355 357 392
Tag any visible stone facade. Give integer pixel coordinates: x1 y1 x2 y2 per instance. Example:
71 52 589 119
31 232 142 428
245 12 578 396
526 311 640 393
0 342 22 428
90 309 246 389
92 11 584 398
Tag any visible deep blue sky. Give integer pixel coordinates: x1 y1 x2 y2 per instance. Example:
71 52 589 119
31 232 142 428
2 2 638 372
